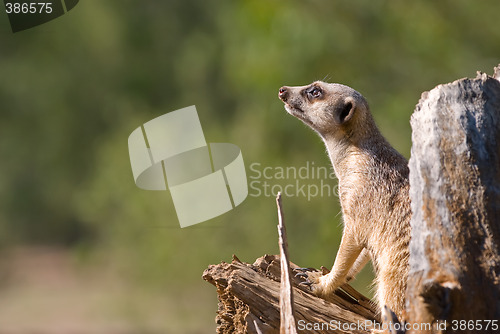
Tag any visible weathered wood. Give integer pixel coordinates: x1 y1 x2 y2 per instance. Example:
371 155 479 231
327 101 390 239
203 255 379 333
407 65 500 333
276 193 298 334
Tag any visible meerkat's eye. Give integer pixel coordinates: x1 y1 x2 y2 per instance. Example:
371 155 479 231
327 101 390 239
307 87 323 99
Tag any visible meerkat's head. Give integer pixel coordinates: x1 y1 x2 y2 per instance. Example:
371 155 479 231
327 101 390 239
278 81 372 139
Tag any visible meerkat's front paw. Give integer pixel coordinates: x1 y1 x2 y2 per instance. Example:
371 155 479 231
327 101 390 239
295 269 338 297
305 271 329 296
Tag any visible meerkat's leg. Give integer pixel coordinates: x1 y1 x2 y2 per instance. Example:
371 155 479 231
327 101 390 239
307 229 363 296
375 265 406 318
346 248 371 282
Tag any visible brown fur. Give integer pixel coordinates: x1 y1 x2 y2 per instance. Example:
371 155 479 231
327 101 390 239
278 81 411 319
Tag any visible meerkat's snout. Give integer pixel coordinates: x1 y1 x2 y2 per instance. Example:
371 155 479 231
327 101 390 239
278 86 288 100
278 86 299 111
279 85 312 127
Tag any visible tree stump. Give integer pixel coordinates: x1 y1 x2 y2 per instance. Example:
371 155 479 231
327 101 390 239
406 65 500 333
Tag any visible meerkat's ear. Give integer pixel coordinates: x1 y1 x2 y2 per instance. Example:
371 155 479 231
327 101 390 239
335 97 356 124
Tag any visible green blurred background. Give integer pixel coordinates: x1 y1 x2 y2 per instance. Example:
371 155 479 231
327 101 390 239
0 0 499 333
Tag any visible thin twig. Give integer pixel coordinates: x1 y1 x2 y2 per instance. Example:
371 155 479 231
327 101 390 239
277 192 298 334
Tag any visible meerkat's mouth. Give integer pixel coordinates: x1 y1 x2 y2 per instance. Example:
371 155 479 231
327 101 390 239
284 103 304 115
284 102 314 127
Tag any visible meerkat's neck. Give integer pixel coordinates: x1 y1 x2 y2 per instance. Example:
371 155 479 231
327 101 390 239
322 126 394 184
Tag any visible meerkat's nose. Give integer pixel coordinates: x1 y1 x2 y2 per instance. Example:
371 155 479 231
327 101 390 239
279 86 288 101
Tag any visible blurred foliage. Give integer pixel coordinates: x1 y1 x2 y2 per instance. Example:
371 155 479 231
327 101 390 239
0 0 499 331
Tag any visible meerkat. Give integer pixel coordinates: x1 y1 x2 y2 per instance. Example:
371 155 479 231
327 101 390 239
278 81 411 319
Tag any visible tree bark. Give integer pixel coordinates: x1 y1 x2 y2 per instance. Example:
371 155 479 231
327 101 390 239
406 65 500 333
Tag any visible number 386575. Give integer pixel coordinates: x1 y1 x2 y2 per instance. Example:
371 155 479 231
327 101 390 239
5 2 53 14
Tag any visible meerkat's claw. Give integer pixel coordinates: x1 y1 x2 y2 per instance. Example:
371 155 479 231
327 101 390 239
304 270 322 283
294 272 309 279
293 268 320 284
293 267 316 272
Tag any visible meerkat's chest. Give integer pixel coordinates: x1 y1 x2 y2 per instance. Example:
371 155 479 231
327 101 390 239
338 173 395 220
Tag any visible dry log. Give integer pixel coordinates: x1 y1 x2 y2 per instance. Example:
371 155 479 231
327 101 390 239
406 64 500 333
203 254 379 334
